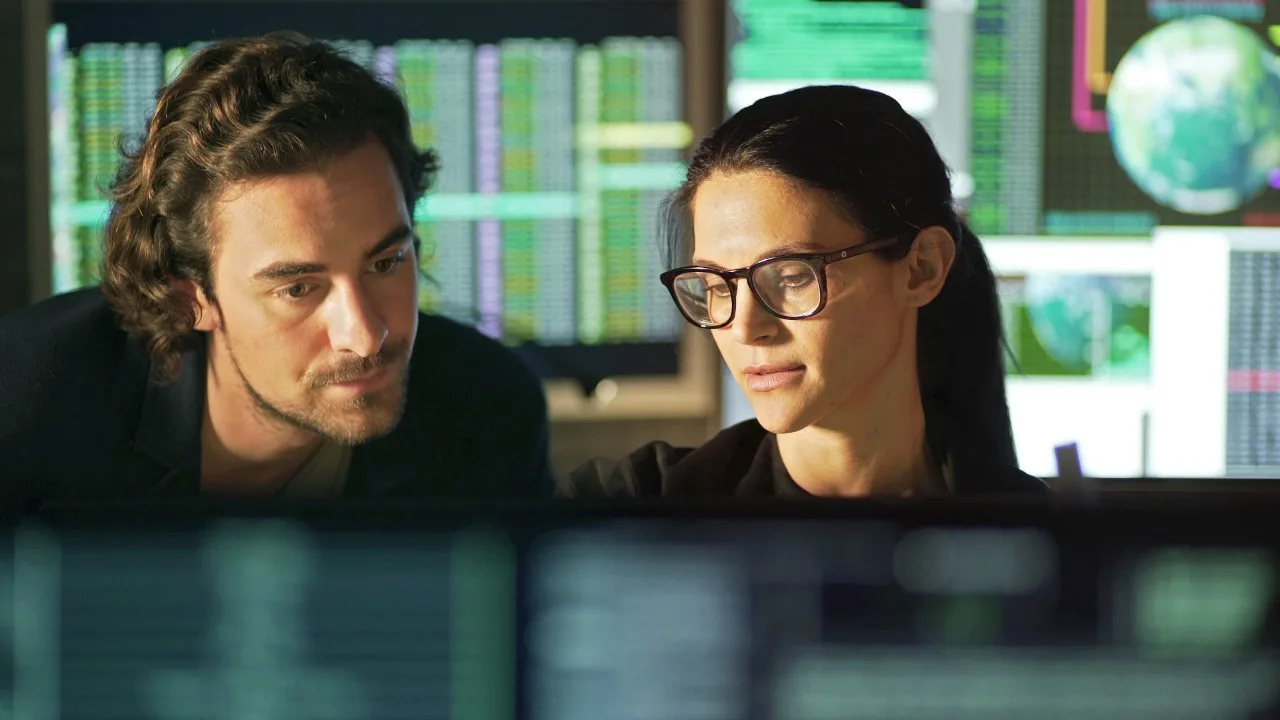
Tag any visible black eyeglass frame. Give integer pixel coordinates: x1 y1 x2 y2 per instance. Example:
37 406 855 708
659 237 900 329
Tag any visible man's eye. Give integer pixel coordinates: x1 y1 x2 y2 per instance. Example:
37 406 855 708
373 254 406 274
277 283 312 301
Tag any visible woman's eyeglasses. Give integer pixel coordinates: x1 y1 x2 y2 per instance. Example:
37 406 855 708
659 238 897 329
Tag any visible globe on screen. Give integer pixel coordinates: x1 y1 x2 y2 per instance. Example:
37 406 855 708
1107 15 1280 215
1021 275 1150 377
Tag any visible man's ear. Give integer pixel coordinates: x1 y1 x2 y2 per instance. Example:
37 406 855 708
171 278 220 332
901 225 956 308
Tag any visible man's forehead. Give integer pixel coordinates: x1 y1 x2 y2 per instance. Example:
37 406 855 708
210 196 319 269
210 172 406 272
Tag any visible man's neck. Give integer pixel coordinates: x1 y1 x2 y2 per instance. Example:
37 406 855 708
200 363 321 496
775 362 941 497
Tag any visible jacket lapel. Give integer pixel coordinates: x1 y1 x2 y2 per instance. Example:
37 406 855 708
131 335 206 496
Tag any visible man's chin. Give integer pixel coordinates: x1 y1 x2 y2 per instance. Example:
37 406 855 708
317 378 409 443
322 406 406 445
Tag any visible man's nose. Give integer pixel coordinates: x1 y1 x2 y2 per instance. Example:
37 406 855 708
326 284 389 358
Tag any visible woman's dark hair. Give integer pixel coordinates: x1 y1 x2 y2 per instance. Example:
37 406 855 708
662 85 1017 466
100 31 438 383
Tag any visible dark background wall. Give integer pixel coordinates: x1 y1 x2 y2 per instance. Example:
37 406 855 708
0 0 32 316
0 0 50 318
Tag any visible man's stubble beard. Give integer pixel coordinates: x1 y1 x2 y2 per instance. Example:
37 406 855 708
224 336 412 447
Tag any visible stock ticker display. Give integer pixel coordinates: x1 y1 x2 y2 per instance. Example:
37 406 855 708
969 0 1045 237
47 1 687 379
1 516 1278 720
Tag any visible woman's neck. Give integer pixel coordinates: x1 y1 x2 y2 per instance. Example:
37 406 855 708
774 375 942 497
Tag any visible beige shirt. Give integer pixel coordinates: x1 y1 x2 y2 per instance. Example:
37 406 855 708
279 441 353 499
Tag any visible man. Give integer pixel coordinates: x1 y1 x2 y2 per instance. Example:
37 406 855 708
0 32 553 503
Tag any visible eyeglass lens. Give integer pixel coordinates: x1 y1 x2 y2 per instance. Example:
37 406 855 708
671 258 822 326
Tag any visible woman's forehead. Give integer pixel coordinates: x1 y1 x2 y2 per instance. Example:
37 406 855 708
690 172 865 267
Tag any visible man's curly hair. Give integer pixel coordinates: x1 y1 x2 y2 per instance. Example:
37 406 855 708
99 31 438 383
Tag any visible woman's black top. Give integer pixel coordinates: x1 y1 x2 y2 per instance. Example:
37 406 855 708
559 419 1047 498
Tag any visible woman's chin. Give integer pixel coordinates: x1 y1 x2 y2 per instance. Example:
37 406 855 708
752 406 811 436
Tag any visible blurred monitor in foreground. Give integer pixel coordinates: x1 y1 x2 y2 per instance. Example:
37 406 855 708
2 501 1279 718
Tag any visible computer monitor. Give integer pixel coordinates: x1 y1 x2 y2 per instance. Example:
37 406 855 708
1150 226 1280 478
721 0 1045 230
4 502 1280 718
725 0 1280 237
988 236 1152 477
1040 0 1280 235
44 0 721 421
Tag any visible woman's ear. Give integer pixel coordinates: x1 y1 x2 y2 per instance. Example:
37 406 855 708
901 226 956 308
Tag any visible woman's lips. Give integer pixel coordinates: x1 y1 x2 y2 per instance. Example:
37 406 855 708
743 364 805 393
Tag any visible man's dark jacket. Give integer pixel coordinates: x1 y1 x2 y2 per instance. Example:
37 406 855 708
0 289 554 504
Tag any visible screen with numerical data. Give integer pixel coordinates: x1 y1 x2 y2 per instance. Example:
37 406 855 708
47 1 688 382
2 507 1280 719
1228 248 1280 476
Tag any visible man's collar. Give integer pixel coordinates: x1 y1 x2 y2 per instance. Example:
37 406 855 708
342 407 418 496
130 332 420 497
341 319 436 496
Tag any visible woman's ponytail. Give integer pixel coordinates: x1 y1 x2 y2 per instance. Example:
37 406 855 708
917 218 1017 466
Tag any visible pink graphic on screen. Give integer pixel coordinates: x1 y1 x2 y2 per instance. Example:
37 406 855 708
1073 0 1109 133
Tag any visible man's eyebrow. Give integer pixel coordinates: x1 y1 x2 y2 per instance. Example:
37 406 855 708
249 224 415 283
363 224 415 260
691 242 827 269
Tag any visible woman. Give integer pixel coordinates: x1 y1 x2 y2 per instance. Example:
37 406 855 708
563 85 1045 498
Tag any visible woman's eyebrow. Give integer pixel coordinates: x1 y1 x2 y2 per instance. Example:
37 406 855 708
691 242 828 268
